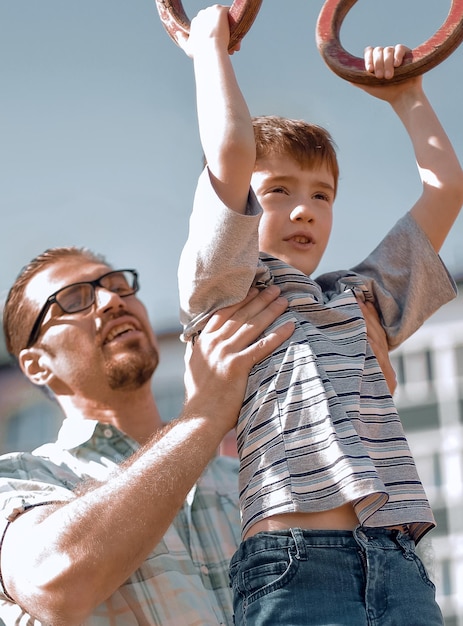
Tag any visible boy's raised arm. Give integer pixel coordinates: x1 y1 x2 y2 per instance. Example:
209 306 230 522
177 5 255 214
357 44 463 252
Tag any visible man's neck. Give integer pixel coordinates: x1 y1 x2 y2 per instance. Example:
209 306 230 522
58 386 164 445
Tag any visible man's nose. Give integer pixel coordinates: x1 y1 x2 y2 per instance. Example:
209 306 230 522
94 287 126 312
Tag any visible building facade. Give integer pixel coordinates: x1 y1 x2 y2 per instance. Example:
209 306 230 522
388 274 463 625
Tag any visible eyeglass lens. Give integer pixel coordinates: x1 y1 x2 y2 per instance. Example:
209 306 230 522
56 271 137 313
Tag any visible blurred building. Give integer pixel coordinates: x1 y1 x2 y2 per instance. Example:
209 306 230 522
0 274 462 625
389 272 463 626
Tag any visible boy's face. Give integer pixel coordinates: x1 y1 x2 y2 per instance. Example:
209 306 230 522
251 155 335 276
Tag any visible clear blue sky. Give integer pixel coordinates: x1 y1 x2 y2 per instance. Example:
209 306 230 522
1 0 462 331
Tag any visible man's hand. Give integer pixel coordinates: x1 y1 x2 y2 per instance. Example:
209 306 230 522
184 285 294 433
357 299 397 395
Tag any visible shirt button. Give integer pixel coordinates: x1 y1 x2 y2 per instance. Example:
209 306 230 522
103 428 113 439
200 565 209 576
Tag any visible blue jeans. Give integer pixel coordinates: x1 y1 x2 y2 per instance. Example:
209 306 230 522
229 527 443 625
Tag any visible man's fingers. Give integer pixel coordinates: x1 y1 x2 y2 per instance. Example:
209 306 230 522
203 285 284 335
358 300 384 345
194 285 293 373
241 320 295 367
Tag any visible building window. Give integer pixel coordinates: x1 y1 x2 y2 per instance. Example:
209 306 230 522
412 452 442 493
399 403 439 432
440 559 453 597
154 382 185 423
432 507 449 536
432 452 443 488
455 344 463 378
404 350 433 384
391 353 405 386
3 402 62 454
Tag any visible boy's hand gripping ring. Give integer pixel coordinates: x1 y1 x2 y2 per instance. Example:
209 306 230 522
155 0 263 50
316 0 463 85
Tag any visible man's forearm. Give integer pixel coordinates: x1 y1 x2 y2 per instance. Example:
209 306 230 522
3 413 228 624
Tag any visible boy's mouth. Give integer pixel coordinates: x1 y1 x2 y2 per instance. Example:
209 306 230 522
291 235 312 244
285 232 314 246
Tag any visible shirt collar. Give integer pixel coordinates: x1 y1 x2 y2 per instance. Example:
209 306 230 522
55 417 101 450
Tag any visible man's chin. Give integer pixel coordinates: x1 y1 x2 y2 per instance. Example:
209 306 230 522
105 348 159 391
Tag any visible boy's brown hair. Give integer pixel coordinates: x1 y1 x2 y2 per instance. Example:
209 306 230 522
252 115 339 196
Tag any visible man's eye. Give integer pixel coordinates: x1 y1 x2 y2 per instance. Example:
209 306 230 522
59 286 90 311
108 281 131 295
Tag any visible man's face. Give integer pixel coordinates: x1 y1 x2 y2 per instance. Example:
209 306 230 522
22 258 159 395
251 155 335 277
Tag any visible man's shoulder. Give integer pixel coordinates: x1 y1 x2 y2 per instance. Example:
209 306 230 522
0 448 79 486
0 450 77 523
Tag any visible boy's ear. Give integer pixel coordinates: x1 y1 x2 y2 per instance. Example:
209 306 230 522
18 348 54 386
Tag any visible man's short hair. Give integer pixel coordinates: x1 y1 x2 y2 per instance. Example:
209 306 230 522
3 247 107 358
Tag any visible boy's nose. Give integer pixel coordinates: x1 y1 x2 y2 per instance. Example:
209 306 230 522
290 202 314 222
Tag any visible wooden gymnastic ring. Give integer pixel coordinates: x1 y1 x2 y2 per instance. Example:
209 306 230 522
155 0 263 50
316 0 463 85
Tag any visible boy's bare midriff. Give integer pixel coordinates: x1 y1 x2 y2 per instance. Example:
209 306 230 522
244 503 359 539
244 503 409 540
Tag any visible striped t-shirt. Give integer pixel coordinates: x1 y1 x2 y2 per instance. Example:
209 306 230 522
179 169 457 542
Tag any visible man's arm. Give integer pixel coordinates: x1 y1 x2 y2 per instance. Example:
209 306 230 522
1 287 294 625
177 5 255 214
357 298 397 395
358 45 463 252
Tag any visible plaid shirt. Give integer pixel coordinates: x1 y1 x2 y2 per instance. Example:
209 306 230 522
0 419 240 625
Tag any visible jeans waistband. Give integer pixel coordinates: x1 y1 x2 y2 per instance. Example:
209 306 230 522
237 526 414 561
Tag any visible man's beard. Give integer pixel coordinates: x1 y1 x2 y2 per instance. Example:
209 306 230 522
105 340 159 391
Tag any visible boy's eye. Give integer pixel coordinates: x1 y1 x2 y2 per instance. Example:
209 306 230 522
313 192 330 202
269 186 288 194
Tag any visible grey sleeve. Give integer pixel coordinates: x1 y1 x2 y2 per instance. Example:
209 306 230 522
319 212 457 349
178 168 262 341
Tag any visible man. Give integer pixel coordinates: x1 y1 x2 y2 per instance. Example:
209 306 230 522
0 247 393 625
0 246 294 625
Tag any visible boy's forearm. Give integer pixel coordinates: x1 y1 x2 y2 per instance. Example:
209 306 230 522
191 9 255 214
392 85 463 251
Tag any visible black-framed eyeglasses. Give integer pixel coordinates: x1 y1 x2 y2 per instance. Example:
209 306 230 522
26 269 139 349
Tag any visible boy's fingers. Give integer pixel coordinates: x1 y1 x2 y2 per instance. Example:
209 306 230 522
364 44 410 80
393 44 411 67
364 46 374 73
382 46 395 79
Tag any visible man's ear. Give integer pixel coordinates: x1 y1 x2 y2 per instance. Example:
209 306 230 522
18 348 54 386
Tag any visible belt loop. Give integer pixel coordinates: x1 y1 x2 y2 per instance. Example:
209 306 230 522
393 529 415 559
353 524 368 548
290 528 308 560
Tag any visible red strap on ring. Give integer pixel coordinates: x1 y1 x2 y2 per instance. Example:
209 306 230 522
155 0 263 50
316 0 463 84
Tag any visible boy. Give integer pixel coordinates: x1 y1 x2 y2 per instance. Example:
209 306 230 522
177 5 463 624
